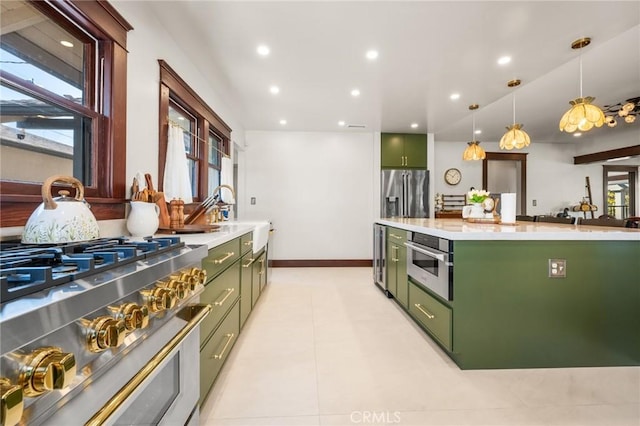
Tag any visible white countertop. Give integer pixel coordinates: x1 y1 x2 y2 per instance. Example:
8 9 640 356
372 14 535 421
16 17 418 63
171 221 271 250
377 218 640 241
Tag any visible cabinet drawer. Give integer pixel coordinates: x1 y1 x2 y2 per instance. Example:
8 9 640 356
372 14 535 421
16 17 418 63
409 281 452 351
200 299 240 404
203 239 240 282
387 228 407 244
240 232 253 255
200 260 240 346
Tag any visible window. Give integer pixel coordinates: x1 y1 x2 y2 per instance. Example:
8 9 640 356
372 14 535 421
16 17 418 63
158 60 231 205
0 1 131 227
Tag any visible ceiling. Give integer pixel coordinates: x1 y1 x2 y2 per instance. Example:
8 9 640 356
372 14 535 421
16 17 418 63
146 1 640 144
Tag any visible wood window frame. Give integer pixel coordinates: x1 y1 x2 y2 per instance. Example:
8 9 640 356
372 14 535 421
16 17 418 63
0 0 132 228
158 60 231 206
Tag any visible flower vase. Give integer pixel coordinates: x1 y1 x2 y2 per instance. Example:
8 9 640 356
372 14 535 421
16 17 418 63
469 203 485 219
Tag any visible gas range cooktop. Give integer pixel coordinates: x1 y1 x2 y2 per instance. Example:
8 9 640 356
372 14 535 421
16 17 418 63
0 236 185 303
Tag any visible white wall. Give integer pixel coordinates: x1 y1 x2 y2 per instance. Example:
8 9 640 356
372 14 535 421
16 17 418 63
242 131 375 260
432 135 639 217
111 1 245 196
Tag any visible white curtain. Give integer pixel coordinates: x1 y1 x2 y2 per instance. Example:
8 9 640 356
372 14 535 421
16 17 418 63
163 124 193 203
220 155 235 203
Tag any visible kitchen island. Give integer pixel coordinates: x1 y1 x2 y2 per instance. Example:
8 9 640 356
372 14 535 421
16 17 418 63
376 218 639 369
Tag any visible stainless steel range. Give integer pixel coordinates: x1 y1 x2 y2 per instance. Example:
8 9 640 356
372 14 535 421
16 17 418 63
0 236 210 426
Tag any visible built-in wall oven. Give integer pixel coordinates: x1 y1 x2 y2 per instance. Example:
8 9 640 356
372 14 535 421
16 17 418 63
405 233 453 301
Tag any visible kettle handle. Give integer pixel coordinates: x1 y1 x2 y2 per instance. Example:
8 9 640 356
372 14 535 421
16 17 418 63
42 175 85 210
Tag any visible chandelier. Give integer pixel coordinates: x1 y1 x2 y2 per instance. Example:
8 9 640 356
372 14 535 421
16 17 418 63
559 37 605 133
462 104 486 161
603 96 639 127
500 79 531 150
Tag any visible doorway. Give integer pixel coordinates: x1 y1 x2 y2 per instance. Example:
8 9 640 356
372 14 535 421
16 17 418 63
482 152 528 215
602 165 638 219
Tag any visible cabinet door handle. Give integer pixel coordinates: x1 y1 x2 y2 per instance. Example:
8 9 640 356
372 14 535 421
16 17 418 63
389 233 403 240
214 288 235 306
212 333 235 360
212 252 235 265
242 258 256 268
391 246 398 262
244 240 253 246
414 303 435 319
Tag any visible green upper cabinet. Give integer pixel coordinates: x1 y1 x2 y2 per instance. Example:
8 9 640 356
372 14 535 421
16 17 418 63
381 133 427 169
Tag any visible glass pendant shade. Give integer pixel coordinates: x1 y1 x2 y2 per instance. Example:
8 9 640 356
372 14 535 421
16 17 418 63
559 96 605 132
463 141 486 161
625 115 636 124
500 123 531 150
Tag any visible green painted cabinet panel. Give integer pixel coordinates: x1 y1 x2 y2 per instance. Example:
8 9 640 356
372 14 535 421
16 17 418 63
395 243 408 308
381 133 427 169
200 259 240 348
200 299 239 405
450 240 640 369
402 134 427 168
386 227 408 303
239 252 254 328
202 239 240 283
381 134 405 168
409 280 452 350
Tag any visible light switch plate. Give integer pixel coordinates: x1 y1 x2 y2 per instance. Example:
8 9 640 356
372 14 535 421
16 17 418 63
549 259 566 278
250 197 256 205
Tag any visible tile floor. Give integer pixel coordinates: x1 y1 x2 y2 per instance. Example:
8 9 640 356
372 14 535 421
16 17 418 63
199 267 640 426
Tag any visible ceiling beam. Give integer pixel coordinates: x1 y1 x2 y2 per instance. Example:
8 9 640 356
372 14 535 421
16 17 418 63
573 145 640 164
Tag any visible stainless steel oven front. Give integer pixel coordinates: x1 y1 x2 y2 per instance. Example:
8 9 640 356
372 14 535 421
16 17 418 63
404 233 453 301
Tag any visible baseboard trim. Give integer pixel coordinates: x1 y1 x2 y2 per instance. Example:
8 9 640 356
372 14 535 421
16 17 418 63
270 259 372 268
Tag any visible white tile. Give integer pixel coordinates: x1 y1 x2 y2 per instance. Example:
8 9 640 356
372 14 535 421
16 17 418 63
201 268 640 426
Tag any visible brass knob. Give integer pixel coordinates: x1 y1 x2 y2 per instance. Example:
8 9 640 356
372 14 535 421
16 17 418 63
190 267 206 284
1 378 23 426
140 287 177 312
160 279 189 300
109 303 150 332
173 273 197 291
18 347 77 397
85 316 126 353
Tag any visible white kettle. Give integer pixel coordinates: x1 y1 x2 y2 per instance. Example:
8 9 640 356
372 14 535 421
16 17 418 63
22 175 100 244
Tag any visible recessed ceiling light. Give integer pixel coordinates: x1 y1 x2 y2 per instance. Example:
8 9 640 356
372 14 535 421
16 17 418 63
279 119 287 125
410 123 418 129
450 93 460 100
269 85 280 94
366 50 379 60
257 45 270 56
60 40 74 48
497 56 511 65
338 121 346 126
573 132 582 137
475 129 482 135
351 89 360 97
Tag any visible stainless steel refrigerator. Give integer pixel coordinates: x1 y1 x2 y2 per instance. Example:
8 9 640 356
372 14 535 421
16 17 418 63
381 169 429 218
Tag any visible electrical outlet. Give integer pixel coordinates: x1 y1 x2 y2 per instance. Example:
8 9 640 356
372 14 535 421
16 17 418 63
250 197 256 205
532 199 537 206
549 259 566 278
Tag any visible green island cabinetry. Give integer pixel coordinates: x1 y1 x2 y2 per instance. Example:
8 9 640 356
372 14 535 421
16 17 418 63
378 220 640 369
381 133 427 169
199 231 269 404
386 227 408 308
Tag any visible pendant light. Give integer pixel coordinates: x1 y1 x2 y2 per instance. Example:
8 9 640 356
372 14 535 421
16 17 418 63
559 37 605 133
500 79 531 150
462 104 486 161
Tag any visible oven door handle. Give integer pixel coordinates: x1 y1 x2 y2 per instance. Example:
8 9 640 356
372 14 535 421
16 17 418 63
404 242 449 264
85 303 212 426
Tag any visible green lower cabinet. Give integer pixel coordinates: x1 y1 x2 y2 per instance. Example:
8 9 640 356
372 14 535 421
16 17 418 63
199 299 240 405
386 227 407 303
199 259 240 347
395 244 408 308
408 280 452 351
251 251 262 307
239 253 254 328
